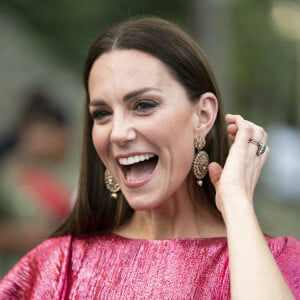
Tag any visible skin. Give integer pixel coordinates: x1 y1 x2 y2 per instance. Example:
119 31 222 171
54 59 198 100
89 49 225 239
209 116 293 299
89 49 294 298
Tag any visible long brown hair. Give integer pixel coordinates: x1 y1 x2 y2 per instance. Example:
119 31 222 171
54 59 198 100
53 16 229 237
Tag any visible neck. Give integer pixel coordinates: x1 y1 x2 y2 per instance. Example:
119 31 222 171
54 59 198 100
115 190 226 240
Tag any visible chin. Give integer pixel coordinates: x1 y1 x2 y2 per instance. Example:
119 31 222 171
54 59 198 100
125 195 163 212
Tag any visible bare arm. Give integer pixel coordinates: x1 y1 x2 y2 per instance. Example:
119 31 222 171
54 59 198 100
209 114 294 300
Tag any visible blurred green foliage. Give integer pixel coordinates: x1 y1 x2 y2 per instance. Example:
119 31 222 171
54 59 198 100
2 0 299 126
2 0 189 72
230 1 298 126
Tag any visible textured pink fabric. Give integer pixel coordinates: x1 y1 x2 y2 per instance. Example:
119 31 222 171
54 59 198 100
0 234 299 299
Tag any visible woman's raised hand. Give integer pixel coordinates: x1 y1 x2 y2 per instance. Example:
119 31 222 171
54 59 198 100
208 114 269 216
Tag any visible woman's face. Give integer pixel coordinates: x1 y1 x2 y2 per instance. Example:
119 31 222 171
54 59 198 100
88 49 197 210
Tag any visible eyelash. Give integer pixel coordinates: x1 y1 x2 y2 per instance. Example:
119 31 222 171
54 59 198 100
90 110 111 121
90 99 159 121
134 100 159 112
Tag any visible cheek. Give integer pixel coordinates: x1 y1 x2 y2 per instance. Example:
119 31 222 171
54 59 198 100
159 114 195 170
92 126 109 160
172 134 195 170
143 115 182 142
152 112 194 148
143 114 195 167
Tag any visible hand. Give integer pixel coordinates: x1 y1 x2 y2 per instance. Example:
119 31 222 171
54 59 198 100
208 114 270 215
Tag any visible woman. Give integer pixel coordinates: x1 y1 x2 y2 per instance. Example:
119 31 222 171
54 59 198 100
0 16 299 299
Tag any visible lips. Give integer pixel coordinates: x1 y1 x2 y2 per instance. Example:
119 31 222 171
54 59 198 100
117 153 158 187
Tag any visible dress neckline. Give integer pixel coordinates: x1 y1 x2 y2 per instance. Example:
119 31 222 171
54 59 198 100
107 232 227 243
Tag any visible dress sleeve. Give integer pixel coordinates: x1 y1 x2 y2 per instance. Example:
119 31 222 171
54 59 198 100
269 236 300 299
0 235 72 300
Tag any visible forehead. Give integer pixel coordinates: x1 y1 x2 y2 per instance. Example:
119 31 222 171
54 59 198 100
88 50 176 99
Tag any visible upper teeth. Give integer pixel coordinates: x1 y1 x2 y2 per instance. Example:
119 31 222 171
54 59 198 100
118 154 155 166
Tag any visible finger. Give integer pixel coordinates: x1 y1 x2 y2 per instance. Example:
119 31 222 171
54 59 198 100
225 114 270 200
227 115 266 158
227 116 265 192
227 122 238 142
225 113 244 124
225 113 236 122
246 123 269 195
248 145 270 196
208 162 223 188
227 124 238 136
246 121 266 157
226 115 253 159
259 145 270 168
257 144 270 171
226 114 269 163
229 134 235 141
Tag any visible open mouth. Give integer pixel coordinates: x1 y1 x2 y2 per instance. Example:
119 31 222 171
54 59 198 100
118 154 158 183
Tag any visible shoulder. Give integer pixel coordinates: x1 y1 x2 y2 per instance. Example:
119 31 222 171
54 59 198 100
267 236 300 258
267 236 300 298
0 235 72 299
12 234 72 271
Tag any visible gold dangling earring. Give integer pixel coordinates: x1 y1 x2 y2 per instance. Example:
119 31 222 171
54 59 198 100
104 169 120 199
193 137 209 186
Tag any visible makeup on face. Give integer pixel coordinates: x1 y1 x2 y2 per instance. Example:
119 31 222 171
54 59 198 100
89 49 196 210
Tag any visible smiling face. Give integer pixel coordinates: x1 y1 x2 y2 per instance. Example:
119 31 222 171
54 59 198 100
88 49 198 211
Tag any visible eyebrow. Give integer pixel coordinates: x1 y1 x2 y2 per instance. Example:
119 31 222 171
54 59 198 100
89 87 161 107
123 87 161 101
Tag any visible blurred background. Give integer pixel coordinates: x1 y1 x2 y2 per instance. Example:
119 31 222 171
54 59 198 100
0 0 299 276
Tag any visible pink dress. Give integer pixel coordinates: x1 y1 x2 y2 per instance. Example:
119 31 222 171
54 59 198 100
0 233 299 299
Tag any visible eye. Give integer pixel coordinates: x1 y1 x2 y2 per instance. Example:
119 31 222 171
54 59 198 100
90 109 111 121
134 100 158 112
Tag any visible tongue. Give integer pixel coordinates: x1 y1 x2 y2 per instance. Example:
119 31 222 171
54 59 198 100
127 159 157 181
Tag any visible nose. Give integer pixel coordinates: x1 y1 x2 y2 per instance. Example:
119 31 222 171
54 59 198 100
110 115 136 145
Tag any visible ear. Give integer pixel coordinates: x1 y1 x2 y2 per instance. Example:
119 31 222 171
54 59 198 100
192 92 218 138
